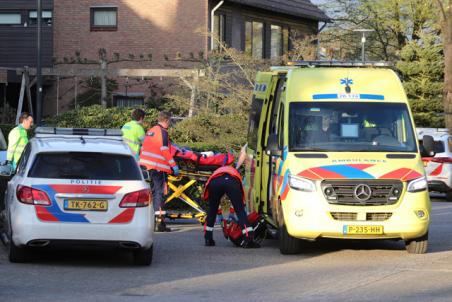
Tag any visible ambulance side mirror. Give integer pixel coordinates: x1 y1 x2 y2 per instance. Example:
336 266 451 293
422 135 435 157
266 134 281 156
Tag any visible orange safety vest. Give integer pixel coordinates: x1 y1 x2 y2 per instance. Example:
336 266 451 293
203 166 244 201
139 124 176 173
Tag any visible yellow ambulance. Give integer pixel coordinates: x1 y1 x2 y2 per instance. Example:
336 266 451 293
244 62 431 254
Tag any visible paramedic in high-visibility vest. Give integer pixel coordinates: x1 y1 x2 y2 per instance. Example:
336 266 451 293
122 109 146 159
139 111 179 232
7 112 33 169
203 163 260 248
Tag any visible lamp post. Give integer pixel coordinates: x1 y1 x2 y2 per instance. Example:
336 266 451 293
353 29 374 62
36 0 42 124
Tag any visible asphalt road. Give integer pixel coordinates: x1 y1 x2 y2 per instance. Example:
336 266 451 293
1 199 452 302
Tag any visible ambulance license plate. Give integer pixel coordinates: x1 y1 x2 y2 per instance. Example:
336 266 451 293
64 199 108 211
343 225 384 235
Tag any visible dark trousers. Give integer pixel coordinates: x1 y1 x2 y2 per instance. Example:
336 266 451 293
206 175 248 229
150 170 167 212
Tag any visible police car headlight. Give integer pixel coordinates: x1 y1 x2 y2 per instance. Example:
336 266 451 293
407 176 427 193
289 175 316 192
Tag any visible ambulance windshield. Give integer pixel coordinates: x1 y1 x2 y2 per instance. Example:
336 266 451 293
289 102 417 152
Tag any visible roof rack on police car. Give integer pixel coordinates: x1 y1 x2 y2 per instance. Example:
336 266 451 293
35 127 123 137
283 61 392 68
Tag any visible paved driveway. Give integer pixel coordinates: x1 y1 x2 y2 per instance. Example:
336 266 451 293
1 201 451 302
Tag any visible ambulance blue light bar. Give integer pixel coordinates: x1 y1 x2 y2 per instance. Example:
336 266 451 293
35 127 122 137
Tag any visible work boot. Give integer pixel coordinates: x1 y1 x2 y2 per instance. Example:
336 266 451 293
204 231 215 246
156 220 171 232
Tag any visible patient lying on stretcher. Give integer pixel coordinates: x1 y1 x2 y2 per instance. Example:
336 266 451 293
170 143 235 172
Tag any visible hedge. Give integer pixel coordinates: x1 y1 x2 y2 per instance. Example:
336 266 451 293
45 105 159 130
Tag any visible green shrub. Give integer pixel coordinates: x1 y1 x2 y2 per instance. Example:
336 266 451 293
45 105 159 130
170 113 247 153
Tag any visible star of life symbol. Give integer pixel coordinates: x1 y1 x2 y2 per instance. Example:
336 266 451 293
353 184 372 202
340 78 353 86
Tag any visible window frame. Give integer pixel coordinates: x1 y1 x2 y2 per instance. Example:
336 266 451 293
0 12 22 26
90 7 118 31
28 10 53 26
270 24 283 59
212 13 227 51
244 19 264 59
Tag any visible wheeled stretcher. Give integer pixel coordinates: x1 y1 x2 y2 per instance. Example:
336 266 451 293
163 148 235 223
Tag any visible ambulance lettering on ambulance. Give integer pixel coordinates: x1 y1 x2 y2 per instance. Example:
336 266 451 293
244 62 431 255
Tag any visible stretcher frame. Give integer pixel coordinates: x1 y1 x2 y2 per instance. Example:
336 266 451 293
164 170 212 223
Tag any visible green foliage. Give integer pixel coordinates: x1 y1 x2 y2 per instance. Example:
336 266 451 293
397 33 445 127
170 112 248 153
45 105 159 130
320 0 440 61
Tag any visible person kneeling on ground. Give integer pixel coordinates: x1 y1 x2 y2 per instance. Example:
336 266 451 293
202 162 260 249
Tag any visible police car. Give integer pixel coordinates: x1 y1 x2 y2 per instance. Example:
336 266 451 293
1 127 154 265
418 128 452 201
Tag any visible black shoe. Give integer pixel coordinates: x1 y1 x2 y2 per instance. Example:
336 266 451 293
156 222 171 232
205 238 216 246
242 240 261 249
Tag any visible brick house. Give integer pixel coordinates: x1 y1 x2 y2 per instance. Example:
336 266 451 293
0 0 328 116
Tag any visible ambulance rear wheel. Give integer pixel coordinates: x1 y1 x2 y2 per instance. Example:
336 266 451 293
405 232 428 254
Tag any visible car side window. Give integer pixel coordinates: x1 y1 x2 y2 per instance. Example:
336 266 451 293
16 144 32 176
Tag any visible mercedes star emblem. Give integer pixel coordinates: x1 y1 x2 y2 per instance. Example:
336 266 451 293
354 184 372 202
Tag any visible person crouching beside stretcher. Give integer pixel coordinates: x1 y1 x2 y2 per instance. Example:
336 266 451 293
139 111 180 232
202 149 260 248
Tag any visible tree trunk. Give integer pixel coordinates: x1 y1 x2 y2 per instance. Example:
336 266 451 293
100 60 108 108
442 4 452 129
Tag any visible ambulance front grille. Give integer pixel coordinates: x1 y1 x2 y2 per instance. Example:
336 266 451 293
330 212 393 221
321 180 403 206
366 212 393 221
330 212 357 221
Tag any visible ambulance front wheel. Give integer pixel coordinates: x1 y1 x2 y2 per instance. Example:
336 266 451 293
405 232 428 254
277 201 301 255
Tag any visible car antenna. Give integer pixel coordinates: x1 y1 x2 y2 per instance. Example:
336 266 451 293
80 136 86 144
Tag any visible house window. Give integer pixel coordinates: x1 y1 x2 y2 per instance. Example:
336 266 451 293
0 13 21 25
114 95 144 108
271 25 282 58
212 14 226 50
29 11 52 26
91 7 117 31
245 21 263 59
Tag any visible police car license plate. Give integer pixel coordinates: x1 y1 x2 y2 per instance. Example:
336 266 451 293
64 199 108 211
343 225 384 235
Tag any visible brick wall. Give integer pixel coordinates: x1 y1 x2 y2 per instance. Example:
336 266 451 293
46 0 208 116
54 0 208 67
